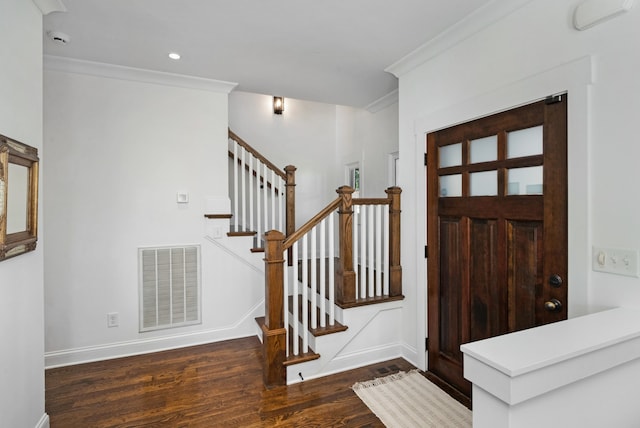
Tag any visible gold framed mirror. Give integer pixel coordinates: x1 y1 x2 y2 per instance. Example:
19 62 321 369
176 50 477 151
0 134 39 261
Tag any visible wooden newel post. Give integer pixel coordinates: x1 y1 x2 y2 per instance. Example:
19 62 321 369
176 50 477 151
285 165 296 266
336 186 356 305
285 165 296 238
386 187 402 297
262 230 287 388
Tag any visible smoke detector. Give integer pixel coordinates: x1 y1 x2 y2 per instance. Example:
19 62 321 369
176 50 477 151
47 31 71 45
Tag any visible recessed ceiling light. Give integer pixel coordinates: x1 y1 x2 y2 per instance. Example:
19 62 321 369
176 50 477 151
168 52 181 60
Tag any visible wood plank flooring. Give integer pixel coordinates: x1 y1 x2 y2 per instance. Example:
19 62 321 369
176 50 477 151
46 336 416 427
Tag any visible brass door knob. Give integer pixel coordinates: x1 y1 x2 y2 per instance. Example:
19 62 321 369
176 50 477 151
544 298 563 312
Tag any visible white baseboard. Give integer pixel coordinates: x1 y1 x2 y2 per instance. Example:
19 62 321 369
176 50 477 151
401 342 422 371
45 302 264 369
36 413 49 428
287 342 404 385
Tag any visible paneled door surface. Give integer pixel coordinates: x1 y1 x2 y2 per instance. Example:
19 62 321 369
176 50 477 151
426 96 568 397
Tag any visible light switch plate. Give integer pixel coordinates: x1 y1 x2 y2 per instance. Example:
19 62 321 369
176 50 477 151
592 247 639 277
176 192 189 204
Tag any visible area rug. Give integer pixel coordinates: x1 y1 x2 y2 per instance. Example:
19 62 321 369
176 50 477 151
352 370 472 428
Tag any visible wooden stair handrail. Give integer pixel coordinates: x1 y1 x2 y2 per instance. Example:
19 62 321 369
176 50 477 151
280 193 393 251
229 129 286 180
227 150 282 195
353 198 390 206
283 197 341 250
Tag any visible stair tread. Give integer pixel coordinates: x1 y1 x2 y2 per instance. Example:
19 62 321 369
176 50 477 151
285 325 320 366
337 294 405 309
287 295 348 337
283 350 320 366
227 225 257 236
255 317 320 367
228 231 257 237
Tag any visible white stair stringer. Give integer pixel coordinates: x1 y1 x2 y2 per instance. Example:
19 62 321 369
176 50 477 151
286 299 404 384
204 233 264 274
203 224 266 341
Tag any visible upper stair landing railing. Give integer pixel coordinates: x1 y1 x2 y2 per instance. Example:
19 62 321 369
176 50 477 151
228 129 296 245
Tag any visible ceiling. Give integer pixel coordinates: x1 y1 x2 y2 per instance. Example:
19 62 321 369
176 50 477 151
43 0 492 108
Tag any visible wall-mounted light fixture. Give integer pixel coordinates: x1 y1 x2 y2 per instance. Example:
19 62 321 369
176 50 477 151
273 96 284 115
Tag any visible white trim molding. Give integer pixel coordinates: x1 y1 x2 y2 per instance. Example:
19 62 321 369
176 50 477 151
385 0 534 78
44 55 238 94
36 413 50 428
45 299 264 368
32 0 66 15
365 89 399 113
573 0 635 30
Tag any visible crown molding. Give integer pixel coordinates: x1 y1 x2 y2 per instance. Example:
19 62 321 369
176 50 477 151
32 0 66 15
44 55 238 94
365 89 399 113
386 0 534 78
573 0 635 30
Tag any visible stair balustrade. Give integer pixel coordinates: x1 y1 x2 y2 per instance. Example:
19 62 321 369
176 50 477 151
262 186 402 387
228 130 296 246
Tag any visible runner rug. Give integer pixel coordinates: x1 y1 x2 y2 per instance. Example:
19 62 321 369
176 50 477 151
352 370 472 428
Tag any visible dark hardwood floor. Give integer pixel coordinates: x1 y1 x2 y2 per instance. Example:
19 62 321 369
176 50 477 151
46 336 416 427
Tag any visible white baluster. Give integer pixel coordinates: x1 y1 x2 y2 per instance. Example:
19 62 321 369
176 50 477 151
263 163 269 233
233 140 239 232
376 204 383 297
368 205 374 297
328 212 335 325
292 242 299 356
311 227 317 330
283 248 289 357
241 147 246 231
319 218 326 328
256 161 261 241
271 169 276 230
353 205 359 300
383 207 390 296
248 152 254 233
278 177 284 233
302 234 309 353
360 205 367 298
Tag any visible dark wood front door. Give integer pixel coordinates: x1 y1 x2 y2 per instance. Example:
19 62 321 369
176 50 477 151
426 96 568 397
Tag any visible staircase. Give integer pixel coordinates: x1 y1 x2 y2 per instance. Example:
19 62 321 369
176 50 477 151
216 130 403 387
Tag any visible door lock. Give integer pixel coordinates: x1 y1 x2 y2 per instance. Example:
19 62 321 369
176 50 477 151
549 274 563 288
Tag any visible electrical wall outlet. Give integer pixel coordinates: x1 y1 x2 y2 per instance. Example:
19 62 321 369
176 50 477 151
592 247 639 278
107 312 119 328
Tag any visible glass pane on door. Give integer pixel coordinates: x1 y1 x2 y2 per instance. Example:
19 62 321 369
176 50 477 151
507 166 543 195
470 170 497 196
439 174 462 197
439 143 462 168
507 126 543 159
470 135 497 164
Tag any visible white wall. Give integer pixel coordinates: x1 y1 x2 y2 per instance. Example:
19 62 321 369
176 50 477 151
229 92 399 226
391 0 640 370
339 102 400 197
0 1 47 427
43 62 269 366
229 92 340 226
